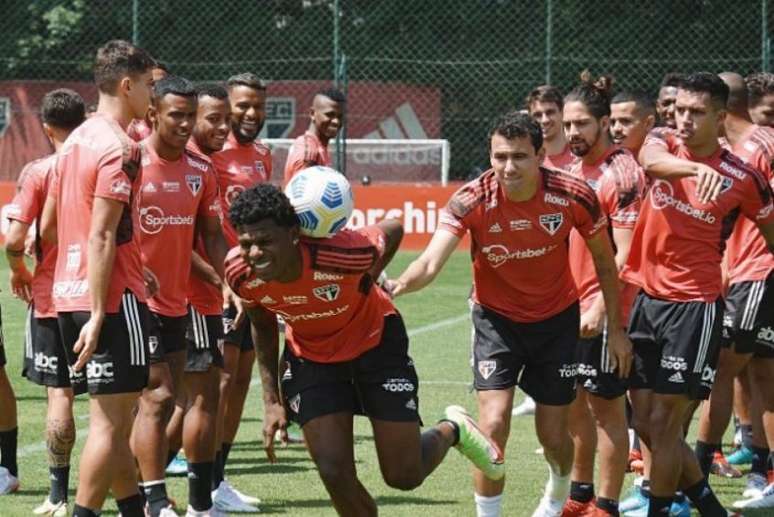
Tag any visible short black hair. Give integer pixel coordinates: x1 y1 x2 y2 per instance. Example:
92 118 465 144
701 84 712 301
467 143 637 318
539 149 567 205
317 88 346 104
154 61 170 73
152 76 197 105
40 88 86 131
678 72 729 110
611 90 656 114
564 71 614 119
93 40 155 94
660 73 684 89
196 82 229 101
229 183 300 229
746 72 774 107
525 85 563 112
488 111 543 153
226 72 266 92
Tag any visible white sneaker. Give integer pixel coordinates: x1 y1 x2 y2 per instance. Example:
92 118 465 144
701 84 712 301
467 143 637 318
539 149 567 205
159 506 180 516
531 495 565 517
734 482 774 509
223 479 261 505
0 466 19 494
33 498 69 516
212 480 258 513
186 506 227 517
742 472 768 498
512 395 536 417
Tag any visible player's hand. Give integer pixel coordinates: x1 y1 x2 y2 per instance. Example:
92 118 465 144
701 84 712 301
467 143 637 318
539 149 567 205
606 328 633 379
9 268 33 303
263 401 288 463
579 307 605 338
382 278 406 298
73 314 104 371
694 164 723 204
24 234 36 257
143 267 160 298
223 285 245 330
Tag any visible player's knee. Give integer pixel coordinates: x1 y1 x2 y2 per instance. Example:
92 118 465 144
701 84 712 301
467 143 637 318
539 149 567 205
537 425 569 453
383 471 423 491
143 384 176 421
478 413 509 444
316 459 358 491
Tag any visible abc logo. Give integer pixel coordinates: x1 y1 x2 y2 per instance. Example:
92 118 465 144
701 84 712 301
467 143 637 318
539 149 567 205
86 362 114 379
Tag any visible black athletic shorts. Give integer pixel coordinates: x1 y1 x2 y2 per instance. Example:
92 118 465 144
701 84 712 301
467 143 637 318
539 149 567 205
223 304 253 352
23 308 85 393
185 306 224 372
471 302 579 406
628 291 723 400
722 271 774 358
576 324 628 400
0 305 5 368
148 312 187 364
58 291 149 395
281 314 420 427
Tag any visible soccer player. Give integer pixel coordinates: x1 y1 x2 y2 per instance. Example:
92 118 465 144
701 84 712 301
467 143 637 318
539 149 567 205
225 183 503 517
208 72 272 512
5 88 85 514
624 72 774 517
390 112 632 517
282 88 344 184
561 75 645 517
127 62 170 142
610 90 657 156
692 72 774 510
747 72 774 127
526 85 576 171
656 73 682 129
46 40 155 517
0 312 15 497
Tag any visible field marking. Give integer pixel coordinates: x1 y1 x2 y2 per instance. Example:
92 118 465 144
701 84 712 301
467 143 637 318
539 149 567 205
19 312 470 457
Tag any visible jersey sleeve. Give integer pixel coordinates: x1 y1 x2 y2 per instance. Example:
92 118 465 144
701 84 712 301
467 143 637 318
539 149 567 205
437 183 480 238
740 173 774 225
355 225 387 259
642 127 679 155
94 145 134 204
198 167 221 218
600 157 644 229
7 163 45 224
571 183 608 239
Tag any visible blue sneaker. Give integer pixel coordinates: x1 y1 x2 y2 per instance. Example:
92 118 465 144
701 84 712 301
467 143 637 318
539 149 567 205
620 486 648 513
623 498 691 517
727 445 754 465
165 454 188 476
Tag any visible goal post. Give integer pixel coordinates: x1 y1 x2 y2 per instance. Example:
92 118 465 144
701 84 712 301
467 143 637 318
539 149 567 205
264 138 451 186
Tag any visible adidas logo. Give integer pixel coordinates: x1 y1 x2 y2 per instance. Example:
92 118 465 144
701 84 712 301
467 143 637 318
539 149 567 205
488 222 502 233
405 399 417 411
364 102 428 139
143 182 157 193
260 295 276 305
668 372 685 383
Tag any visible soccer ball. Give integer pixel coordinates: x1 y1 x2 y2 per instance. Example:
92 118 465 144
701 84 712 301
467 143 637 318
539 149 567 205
284 166 354 238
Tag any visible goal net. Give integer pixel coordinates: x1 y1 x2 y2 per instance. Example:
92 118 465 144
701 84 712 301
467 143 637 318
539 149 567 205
263 138 451 185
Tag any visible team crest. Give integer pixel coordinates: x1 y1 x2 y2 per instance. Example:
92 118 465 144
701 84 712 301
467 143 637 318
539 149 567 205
0 97 10 138
478 360 497 380
720 176 734 194
539 213 564 235
254 161 267 179
185 174 202 195
313 284 341 302
289 394 301 414
148 336 159 354
262 97 296 138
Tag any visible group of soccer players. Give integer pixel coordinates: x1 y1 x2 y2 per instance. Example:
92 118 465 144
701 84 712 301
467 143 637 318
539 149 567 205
0 37 773 517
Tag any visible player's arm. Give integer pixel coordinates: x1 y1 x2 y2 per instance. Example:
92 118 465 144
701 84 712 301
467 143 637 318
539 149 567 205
246 304 287 462
5 220 33 302
584 230 633 378
638 141 722 203
40 195 57 244
758 220 774 254
191 250 222 287
198 215 228 280
368 219 404 280
387 228 460 297
73 197 123 370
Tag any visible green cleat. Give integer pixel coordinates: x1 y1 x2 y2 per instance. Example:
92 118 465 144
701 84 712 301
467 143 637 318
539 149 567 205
443 405 505 481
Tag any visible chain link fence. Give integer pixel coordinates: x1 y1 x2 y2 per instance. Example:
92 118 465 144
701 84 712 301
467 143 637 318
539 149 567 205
1 0 771 181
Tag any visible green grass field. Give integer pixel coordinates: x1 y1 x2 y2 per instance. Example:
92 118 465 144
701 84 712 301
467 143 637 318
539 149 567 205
0 252 761 515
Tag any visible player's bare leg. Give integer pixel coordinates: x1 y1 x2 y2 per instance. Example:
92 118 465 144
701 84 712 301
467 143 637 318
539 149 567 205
222 347 254 450
566 389 597 508
303 412 376 516
733 369 754 451
474 388 515 499
183 367 220 512
45 387 76 506
0 367 18 492
587 394 628 506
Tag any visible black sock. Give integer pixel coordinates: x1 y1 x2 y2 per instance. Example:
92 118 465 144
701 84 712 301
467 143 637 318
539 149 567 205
143 481 169 517
684 478 725 516
694 440 717 478
166 448 179 467
570 481 595 503
673 490 685 503
49 466 70 504
72 504 100 517
769 450 774 469
0 427 18 477
633 433 641 452
641 479 651 495
751 446 770 475
188 461 214 511
647 495 673 516
212 450 224 489
741 424 753 449
221 442 233 468
596 497 619 516
116 493 144 517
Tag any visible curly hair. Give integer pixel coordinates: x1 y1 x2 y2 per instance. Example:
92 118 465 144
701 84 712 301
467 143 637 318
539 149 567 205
228 183 299 230
564 70 614 119
746 72 774 108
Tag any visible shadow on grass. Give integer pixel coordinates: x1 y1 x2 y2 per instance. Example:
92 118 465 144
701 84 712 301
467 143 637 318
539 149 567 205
256 494 456 514
226 463 311 476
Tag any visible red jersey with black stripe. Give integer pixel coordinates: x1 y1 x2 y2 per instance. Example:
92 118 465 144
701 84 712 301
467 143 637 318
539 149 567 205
567 147 645 317
438 168 608 322
621 128 774 302
544 143 577 171
725 125 774 283
283 131 331 185
225 226 395 363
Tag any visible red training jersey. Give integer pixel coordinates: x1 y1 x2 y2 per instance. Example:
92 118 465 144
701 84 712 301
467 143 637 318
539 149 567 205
225 226 396 363
6 154 58 318
51 114 146 313
567 147 645 319
138 140 220 317
621 128 774 302
283 131 331 185
544 143 577 172
439 168 608 323
724 125 774 283
211 132 272 248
